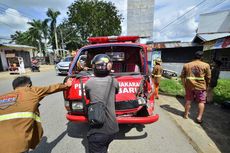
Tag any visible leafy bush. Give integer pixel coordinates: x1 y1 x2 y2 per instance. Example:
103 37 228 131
159 78 230 103
213 79 230 103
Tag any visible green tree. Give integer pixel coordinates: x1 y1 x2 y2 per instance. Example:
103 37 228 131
46 8 61 50
66 0 122 45
57 20 82 50
42 19 49 53
11 29 41 56
10 31 30 45
27 19 44 56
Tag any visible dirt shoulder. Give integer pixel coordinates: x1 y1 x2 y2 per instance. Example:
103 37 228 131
0 65 55 80
156 94 230 153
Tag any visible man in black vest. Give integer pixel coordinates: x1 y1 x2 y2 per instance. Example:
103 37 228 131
85 54 119 153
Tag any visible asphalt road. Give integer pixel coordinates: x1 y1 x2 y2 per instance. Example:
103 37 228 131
0 70 197 153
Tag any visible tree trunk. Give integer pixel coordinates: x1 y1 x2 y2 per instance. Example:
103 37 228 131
54 26 59 54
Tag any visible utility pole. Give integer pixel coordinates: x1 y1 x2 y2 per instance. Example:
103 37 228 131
37 40 42 57
54 26 59 57
60 29 65 57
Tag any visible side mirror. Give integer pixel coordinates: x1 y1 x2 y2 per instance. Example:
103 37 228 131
77 55 87 68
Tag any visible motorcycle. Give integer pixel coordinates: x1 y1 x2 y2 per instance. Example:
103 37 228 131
31 59 40 72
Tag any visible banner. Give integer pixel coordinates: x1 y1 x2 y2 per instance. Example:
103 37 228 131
203 36 230 51
151 50 161 68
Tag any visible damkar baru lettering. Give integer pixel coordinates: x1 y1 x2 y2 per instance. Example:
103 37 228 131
74 82 140 96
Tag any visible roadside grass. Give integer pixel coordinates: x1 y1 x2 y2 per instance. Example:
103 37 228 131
213 79 230 103
159 78 184 97
159 78 230 103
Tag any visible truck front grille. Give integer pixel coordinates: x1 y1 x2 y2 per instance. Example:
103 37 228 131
115 100 139 110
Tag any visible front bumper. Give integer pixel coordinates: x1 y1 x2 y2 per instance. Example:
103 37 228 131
66 113 159 124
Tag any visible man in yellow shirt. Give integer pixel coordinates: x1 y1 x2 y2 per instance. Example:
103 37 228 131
181 51 211 123
0 76 72 153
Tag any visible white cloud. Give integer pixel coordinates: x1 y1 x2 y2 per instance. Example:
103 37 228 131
153 2 200 42
0 0 229 42
0 0 127 38
153 0 230 42
0 0 72 10
0 8 30 31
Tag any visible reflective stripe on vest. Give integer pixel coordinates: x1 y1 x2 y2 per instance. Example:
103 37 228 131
186 77 204 80
154 75 161 77
0 112 41 122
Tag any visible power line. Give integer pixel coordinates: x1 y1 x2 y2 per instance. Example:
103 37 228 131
154 0 228 39
208 0 228 11
0 21 15 29
0 37 11 40
0 2 35 19
0 9 31 24
167 0 226 29
176 0 227 24
158 0 206 33
0 4 32 30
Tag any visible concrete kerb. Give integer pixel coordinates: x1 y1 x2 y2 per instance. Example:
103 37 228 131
156 94 221 153
0 65 55 80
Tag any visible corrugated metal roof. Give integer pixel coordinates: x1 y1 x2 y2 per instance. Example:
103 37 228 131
198 10 230 34
147 42 200 49
197 33 230 41
0 44 36 49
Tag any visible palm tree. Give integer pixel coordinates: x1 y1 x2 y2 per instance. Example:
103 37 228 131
27 19 44 56
46 8 60 51
42 19 49 54
10 31 29 44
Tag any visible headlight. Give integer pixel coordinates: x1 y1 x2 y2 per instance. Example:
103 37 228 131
72 102 84 110
65 100 84 111
56 64 61 68
137 97 146 106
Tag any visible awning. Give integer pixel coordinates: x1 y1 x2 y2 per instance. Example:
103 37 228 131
0 44 36 51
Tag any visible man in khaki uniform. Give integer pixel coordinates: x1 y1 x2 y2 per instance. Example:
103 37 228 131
0 76 72 153
152 58 163 99
181 51 211 123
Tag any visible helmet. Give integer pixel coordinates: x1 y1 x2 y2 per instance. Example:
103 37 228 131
91 54 112 76
155 58 162 65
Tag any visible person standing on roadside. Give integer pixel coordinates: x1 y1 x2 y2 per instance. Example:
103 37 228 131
152 58 163 99
85 54 119 153
0 76 72 153
181 51 211 124
207 60 222 103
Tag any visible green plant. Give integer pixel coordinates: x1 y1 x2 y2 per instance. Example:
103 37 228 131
213 79 230 103
159 78 230 103
159 79 185 96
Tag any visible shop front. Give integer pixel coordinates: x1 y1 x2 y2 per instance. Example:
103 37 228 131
0 44 35 71
203 36 230 70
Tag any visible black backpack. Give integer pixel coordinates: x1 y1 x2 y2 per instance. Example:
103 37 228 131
87 77 113 127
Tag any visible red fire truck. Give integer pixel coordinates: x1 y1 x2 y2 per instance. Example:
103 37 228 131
63 36 159 124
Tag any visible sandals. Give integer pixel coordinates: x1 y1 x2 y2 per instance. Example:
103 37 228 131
196 118 203 124
183 112 189 119
183 114 189 119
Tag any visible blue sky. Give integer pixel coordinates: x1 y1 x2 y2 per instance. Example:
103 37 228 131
0 0 229 43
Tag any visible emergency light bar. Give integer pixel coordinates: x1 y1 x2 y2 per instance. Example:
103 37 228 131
88 36 139 44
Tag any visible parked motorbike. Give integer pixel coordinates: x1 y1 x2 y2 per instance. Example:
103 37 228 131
31 63 40 72
31 58 40 72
